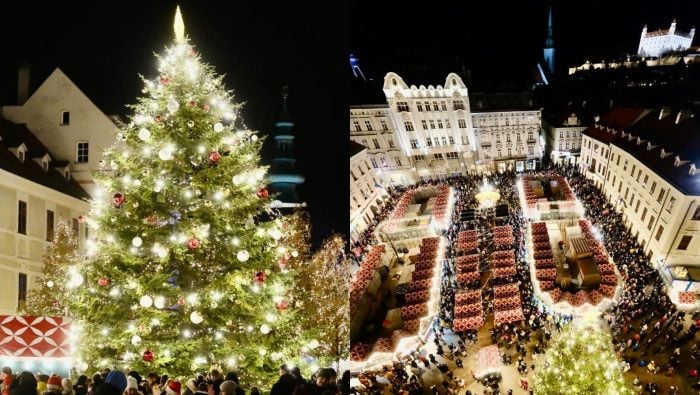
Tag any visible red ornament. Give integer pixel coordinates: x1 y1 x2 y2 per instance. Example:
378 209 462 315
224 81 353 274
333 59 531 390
77 215 86 224
113 193 125 208
633 333 640 341
159 77 170 85
208 151 221 165
143 350 155 362
256 188 269 199
382 319 392 327
98 277 110 287
275 300 289 311
155 115 163 123
203 104 210 112
187 237 200 249
177 297 186 306
188 100 197 107
254 271 267 284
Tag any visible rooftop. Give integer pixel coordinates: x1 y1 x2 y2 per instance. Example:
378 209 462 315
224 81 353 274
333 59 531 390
350 140 366 158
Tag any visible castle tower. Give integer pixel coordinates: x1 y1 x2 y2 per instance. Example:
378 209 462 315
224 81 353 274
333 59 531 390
543 5 555 75
670 19 677 35
638 24 648 55
267 86 306 208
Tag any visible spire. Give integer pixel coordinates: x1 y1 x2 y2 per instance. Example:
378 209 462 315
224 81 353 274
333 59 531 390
277 86 292 124
544 6 554 48
174 6 185 43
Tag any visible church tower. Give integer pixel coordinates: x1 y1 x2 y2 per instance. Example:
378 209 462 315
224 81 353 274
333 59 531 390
267 86 306 208
543 5 555 75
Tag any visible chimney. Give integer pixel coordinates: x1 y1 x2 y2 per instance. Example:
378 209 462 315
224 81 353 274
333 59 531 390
17 61 30 105
675 109 692 124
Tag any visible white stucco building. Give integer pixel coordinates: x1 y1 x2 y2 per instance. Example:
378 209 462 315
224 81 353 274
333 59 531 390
0 119 90 314
2 68 119 198
638 20 695 57
350 140 388 243
580 107 700 306
542 106 592 166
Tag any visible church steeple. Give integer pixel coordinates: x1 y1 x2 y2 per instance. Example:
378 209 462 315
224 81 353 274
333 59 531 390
267 86 306 208
543 5 555 75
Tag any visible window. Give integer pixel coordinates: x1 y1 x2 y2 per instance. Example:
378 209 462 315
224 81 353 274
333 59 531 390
421 120 428 130
437 120 444 129
635 199 640 213
462 136 469 145
433 137 440 146
433 153 443 159
417 102 424 112
623 160 628 171
636 170 642 182
618 182 622 193
667 196 676 213
46 210 54 242
655 225 664 241
17 200 26 235
658 188 665 203
613 175 616 186
395 157 402 166
352 120 361 131
693 206 700 220
361 139 368 147
506 134 511 143
380 157 387 167
507 148 512 157
76 141 89 163
380 119 388 131
678 235 693 250
369 157 378 168
18 150 25 162
559 131 564 138
497 149 502 157
616 156 620 166
650 181 657 194
446 152 459 160
458 119 467 128
441 102 447 111
429 120 436 129
18 273 27 311
630 194 634 207
404 121 415 131
565 142 570 150
453 100 465 110
643 174 649 186
647 215 655 231
426 138 433 147
72 218 79 237
432 101 439 111
424 101 431 111
372 139 380 149
414 155 425 162
364 120 373 131
517 134 521 142
611 153 614 162
441 137 447 146
625 187 629 200
631 164 636 177
449 136 455 145
445 119 451 128
641 207 648 222
388 139 395 148
528 132 533 140
397 102 409 112
60 111 70 125
528 147 534 155
410 139 419 149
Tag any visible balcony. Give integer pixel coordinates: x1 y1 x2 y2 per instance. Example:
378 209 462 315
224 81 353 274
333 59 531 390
527 137 537 144
481 141 492 147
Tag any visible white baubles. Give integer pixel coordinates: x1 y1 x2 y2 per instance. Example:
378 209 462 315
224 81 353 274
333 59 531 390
260 324 271 334
214 122 224 132
47 280 54 288
190 311 204 324
132 237 143 247
131 335 142 345
154 295 166 309
268 228 282 241
237 250 250 262
308 339 320 349
232 174 244 185
291 250 299 258
167 98 180 114
158 147 173 161
138 128 151 141
139 295 153 308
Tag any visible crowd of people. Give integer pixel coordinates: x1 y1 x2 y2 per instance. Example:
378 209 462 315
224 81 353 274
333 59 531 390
0 365 346 395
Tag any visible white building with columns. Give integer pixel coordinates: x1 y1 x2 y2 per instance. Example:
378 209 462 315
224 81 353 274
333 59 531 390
580 107 700 307
542 105 593 166
350 140 388 243
638 20 695 57
0 119 90 314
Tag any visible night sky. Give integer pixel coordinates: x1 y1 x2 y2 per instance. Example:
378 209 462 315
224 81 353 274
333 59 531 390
351 0 700 86
0 1 348 249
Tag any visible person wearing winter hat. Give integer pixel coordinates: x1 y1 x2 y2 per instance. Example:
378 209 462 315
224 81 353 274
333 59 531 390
218 382 236 395
164 381 180 395
45 375 62 395
61 379 73 395
95 371 126 395
125 377 141 395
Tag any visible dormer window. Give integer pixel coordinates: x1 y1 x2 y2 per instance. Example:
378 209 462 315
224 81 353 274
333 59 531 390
18 150 25 163
42 161 48 172
61 111 70 126
64 170 71 180
674 156 682 167
690 164 697 176
647 142 653 151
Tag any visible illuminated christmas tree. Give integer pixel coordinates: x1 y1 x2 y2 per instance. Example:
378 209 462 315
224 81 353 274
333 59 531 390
67 7 304 386
294 235 349 367
533 319 634 395
23 220 80 316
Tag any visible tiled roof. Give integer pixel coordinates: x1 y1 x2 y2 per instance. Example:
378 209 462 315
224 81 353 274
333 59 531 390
0 118 90 200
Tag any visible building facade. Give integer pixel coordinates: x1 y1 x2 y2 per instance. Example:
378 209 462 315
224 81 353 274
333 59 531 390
542 107 592 166
580 107 700 305
350 141 388 244
0 119 90 314
2 68 119 198
382 72 478 181
638 20 695 57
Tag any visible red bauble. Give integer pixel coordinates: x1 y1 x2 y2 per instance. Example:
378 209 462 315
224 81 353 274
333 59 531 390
187 237 200 249
256 188 269 199
143 350 155 362
275 300 289 311
113 193 125 208
77 215 86 224
633 333 640 341
188 100 197 107
254 271 267 284
155 115 163 123
159 77 170 85
208 151 221 165
177 297 186 305
98 277 110 287
382 319 392 327
203 104 210 112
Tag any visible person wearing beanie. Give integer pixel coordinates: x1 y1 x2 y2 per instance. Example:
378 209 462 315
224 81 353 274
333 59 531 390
218 382 236 395
95 371 126 395
10 372 37 395
61 379 73 395
125 377 140 395
164 381 180 395
46 375 62 395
